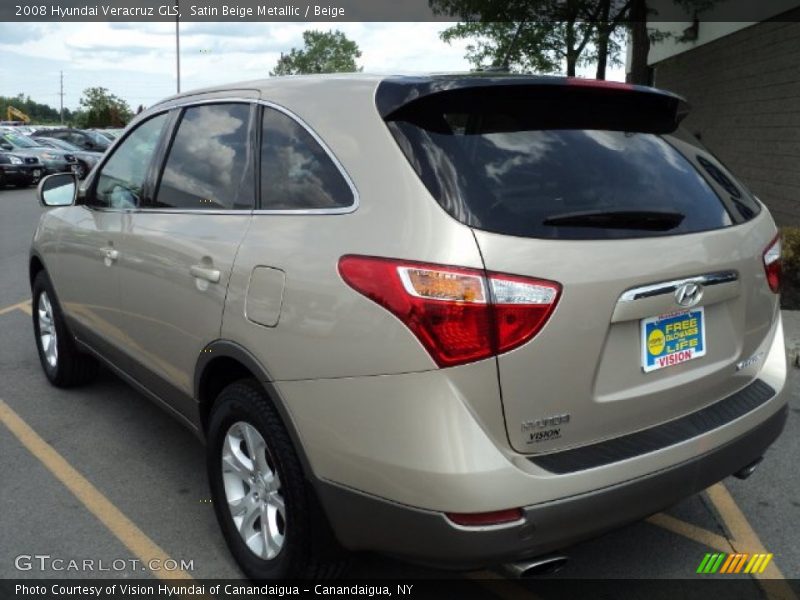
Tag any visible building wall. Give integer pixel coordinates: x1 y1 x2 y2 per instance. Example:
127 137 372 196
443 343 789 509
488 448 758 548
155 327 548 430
653 15 800 227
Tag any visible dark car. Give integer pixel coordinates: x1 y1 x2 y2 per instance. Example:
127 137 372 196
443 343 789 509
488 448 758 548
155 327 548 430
32 128 111 152
0 132 80 175
91 128 123 141
0 152 42 187
32 137 102 179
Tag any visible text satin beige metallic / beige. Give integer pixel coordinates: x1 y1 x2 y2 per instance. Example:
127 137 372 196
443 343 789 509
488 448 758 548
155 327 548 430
30 74 787 579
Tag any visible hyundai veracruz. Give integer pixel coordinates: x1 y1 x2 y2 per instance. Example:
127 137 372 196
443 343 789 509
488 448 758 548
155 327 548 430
30 75 787 579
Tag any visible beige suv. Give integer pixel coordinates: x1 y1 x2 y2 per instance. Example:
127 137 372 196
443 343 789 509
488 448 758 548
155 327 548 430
30 75 788 579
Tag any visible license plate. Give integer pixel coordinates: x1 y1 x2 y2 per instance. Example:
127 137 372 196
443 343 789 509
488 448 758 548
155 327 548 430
641 308 706 373
33 169 41 177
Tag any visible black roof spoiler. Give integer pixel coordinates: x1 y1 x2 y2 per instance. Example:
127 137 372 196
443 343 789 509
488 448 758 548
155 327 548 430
376 75 690 134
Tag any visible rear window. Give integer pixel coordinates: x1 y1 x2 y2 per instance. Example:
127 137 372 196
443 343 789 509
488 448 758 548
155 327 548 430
385 89 756 240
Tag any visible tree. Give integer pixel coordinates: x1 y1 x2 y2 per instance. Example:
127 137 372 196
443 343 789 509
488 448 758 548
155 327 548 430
432 0 627 77
0 94 72 124
270 30 362 76
432 0 718 84
76 87 132 128
627 0 719 85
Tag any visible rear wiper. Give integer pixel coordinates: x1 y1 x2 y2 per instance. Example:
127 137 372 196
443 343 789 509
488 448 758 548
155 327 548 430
542 210 685 231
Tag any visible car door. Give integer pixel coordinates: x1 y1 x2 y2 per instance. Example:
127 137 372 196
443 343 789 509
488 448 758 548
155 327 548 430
115 102 255 416
53 112 170 356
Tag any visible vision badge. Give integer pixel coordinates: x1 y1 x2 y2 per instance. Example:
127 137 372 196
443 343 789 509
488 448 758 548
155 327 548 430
521 414 570 444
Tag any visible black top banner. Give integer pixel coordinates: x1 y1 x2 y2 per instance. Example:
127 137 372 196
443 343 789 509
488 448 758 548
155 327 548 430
2 0 800 22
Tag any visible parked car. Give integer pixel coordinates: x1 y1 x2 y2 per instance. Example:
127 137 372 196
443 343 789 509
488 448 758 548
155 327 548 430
29 75 788 580
0 152 42 187
91 128 123 141
0 132 79 175
32 127 111 152
32 137 102 179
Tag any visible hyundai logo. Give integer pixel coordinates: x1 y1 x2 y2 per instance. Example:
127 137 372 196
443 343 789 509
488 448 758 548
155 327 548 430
675 282 703 307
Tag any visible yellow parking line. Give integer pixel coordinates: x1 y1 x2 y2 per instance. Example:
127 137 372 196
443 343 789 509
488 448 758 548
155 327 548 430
0 299 31 316
646 513 732 553
0 399 193 581
706 483 796 600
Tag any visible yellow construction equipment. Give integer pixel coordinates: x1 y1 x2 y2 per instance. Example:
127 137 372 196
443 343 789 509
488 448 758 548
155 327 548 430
6 106 30 123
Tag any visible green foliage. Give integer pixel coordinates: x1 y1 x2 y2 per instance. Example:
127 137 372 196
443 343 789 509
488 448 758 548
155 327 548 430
0 94 73 124
431 0 721 82
781 227 800 309
270 30 362 76
431 0 626 77
76 87 133 128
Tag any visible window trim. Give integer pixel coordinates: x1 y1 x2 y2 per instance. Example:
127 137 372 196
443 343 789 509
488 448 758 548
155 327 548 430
85 96 359 216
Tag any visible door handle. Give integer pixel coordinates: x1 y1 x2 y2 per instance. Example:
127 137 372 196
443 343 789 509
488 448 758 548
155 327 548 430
190 265 221 283
102 248 119 265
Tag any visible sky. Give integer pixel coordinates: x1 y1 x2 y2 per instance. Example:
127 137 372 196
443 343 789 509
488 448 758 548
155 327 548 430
0 22 626 112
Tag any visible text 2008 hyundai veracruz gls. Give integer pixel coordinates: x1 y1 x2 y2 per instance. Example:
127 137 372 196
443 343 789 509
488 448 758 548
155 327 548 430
30 75 787 579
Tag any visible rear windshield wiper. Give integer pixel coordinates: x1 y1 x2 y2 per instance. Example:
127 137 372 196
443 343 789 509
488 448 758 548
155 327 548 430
542 210 685 231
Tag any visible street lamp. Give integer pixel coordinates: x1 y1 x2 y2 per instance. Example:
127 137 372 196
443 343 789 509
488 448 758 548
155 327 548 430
175 1 181 93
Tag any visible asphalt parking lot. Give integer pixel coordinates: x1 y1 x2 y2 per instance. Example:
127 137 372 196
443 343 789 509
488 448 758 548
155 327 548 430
0 185 798 596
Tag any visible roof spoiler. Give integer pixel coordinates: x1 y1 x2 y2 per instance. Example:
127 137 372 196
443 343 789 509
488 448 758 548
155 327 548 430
377 76 690 134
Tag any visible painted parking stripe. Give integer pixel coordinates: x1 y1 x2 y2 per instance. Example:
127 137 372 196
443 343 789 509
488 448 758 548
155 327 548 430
0 399 194 581
706 483 795 599
0 300 31 316
647 513 732 553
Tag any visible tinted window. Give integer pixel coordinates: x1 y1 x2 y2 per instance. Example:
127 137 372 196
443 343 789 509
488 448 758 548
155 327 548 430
68 132 88 147
696 154 759 221
387 99 735 240
95 113 168 209
260 108 352 210
2 133 37 148
153 103 253 210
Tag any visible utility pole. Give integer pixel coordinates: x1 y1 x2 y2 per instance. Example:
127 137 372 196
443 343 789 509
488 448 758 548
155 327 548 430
175 1 181 93
59 71 64 124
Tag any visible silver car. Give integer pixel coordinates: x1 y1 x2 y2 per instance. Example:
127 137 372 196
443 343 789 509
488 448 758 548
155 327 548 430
30 75 787 579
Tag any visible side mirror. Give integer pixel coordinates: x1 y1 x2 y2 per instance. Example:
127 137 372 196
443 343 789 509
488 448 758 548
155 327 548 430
0 143 12 151
39 173 77 207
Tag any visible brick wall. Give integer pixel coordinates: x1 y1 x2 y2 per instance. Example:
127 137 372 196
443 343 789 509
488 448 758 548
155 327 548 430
653 14 800 227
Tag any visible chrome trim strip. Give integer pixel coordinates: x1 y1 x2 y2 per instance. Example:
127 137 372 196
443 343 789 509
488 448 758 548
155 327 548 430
618 271 739 303
87 96 359 216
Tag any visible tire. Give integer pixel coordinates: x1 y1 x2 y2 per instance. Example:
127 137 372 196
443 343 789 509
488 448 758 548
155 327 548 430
32 271 99 387
207 379 347 579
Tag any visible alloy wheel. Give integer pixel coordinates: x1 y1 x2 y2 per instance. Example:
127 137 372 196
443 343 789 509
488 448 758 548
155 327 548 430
37 291 58 368
221 421 286 560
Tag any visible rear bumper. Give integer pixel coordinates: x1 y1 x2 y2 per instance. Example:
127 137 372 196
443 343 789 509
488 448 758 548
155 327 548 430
0 166 40 184
317 404 787 569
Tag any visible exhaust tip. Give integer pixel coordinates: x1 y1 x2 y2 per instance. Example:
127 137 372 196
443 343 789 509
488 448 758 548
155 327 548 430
734 457 763 480
501 554 569 579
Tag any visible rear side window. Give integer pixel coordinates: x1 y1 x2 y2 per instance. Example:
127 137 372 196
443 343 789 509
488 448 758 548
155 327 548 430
386 90 742 240
259 107 353 210
153 103 254 210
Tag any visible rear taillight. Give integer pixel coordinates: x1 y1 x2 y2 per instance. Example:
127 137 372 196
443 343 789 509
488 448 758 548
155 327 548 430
763 234 781 293
338 256 560 367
